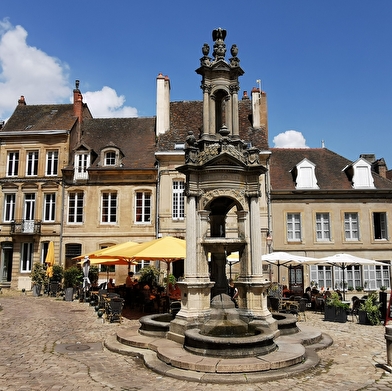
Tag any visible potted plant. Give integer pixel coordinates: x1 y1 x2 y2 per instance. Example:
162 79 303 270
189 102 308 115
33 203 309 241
47 264 64 296
324 291 349 323
359 292 381 325
63 266 82 301
30 262 47 297
138 265 160 289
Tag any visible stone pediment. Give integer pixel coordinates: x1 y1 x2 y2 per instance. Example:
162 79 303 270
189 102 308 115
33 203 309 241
202 151 246 168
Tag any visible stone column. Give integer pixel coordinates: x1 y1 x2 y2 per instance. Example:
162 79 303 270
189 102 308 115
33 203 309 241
231 85 239 137
250 196 263 277
202 84 210 136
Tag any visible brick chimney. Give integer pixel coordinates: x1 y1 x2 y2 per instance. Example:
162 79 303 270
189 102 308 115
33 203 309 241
18 96 26 105
251 87 268 132
373 158 387 179
73 80 83 124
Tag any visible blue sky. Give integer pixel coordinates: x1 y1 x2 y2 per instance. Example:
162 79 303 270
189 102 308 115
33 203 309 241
1 1 392 164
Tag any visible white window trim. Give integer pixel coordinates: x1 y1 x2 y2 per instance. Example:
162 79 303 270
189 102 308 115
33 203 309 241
287 213 301 242
135 191 152 224
101 192 118 224
26 151 39 176
68 192 84 224
172 180 185 220
293 158 319 189
43 193 56 222
6 151 19 177
45 150 59 176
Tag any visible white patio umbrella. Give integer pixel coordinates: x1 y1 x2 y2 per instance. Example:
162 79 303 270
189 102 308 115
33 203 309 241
308 253 387 300
262 252 318 283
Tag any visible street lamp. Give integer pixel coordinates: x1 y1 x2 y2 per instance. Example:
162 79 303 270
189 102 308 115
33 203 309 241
266 232 273 254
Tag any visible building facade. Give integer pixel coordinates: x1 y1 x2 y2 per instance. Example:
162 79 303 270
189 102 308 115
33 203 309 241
0 29 391 294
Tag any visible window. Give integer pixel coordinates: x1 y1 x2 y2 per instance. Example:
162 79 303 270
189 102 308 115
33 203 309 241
74 153 90 180
375 264 390 289
351 158 375 188
65 243 82 269
345 265 361 290
21 242 33 272
310 265 333 290
104 151 116 166
287 213 301 241
373 212 387 240
26 151 39 176
68 192 84 223
3 193 16 222
46 150 58 176
344 212 359 241
135 260 150 273
135 192 151 223
172 180 185 220
101 192 117 223
292 159 319 189
316 213 330 241
43 193 56 222
7 152 19 177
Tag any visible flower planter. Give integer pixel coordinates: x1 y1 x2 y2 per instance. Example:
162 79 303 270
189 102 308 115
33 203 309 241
324 305 347 323
64 287 74 301
32 284 42 297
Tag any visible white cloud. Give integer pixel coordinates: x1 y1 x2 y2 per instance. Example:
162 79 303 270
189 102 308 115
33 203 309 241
272 130 309 148
0 19 138 120
0 19 70 118
83 86 138 118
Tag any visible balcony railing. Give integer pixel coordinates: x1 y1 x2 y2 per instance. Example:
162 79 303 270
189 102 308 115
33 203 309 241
10 220 41 235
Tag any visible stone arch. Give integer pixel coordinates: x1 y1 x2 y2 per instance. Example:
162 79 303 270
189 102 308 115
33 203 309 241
202 190 245 240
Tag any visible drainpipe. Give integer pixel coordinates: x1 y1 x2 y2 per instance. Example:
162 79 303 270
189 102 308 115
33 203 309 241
58 177 65 266
265 154 272 236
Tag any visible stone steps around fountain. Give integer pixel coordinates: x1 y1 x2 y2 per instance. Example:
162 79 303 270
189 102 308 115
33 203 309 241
105 324 331 382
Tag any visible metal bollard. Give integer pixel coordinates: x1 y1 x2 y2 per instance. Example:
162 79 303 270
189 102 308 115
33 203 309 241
385 325 392 367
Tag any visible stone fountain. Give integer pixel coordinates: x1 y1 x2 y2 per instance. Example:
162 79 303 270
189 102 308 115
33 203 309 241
105 28 331 382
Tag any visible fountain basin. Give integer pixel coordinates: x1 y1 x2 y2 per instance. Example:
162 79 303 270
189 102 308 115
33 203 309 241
184 327 277 358
272 313 299 335
139 313 173 337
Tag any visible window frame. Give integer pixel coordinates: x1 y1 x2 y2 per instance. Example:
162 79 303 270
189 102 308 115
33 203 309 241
101 192 117 224
104 151 116 166
43 193 56 222
315 212 331 242
20 242 33 273
45 150 59 176
344 212 360 241
172 180 185 220
6 151 19 177
68 191 84 224
286 212 301 242
135 191 151 223
373 212 388 240
3 193 16 222
26 150 39 176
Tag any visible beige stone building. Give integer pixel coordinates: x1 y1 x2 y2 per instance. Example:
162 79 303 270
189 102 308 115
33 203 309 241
0 28 391 297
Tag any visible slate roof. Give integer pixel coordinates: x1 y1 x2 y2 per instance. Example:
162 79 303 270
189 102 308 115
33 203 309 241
156 100 268 151
1 104 77 131
269 148 392 191
80 117 157 169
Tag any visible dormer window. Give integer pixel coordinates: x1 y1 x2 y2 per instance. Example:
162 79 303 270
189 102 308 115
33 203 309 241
343 158 375 189
291 158 319 189
101 148 121 167
74 152 90 180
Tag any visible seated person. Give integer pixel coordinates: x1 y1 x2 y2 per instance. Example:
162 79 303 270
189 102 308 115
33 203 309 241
125 272 135 288
107 278 115 289
282 285 291 298
169 283 181 300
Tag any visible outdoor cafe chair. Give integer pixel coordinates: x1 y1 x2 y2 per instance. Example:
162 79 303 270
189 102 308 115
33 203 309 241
105 297 124 323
